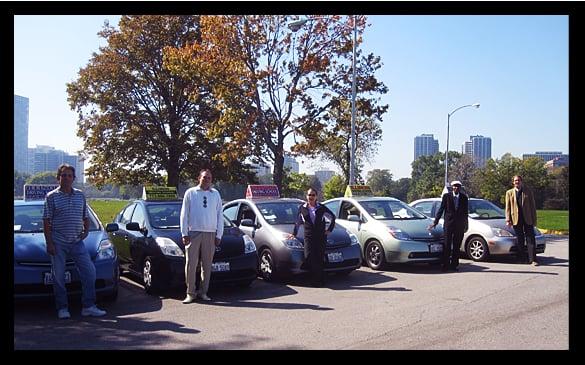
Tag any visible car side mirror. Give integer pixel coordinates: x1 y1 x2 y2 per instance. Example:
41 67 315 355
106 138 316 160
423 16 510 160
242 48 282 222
126 222 141 231
240 218 256 227
347 214 361 222
106 223 119 232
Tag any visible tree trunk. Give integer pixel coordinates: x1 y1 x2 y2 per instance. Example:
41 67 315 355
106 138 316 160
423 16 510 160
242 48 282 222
273 150 284 194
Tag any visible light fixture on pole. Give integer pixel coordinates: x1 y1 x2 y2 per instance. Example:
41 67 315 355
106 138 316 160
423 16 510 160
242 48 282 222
444 102 480 189
288 15 358 185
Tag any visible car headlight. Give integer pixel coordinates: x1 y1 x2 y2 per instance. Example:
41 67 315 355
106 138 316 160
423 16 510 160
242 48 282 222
534 227 543 236
388 227 411 241
155 237 185 257
348 232 359 245
243 234 257 254
96 238 116 260
492 228 514 237
280 232 304 249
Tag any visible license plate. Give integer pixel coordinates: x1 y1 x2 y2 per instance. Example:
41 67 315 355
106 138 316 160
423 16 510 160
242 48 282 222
430 243 443 253
44 271 71 285
327 252 343 263
211 262 230 272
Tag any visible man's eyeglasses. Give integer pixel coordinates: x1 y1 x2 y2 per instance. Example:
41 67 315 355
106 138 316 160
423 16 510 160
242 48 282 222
203 196 207 208
60 173 73 178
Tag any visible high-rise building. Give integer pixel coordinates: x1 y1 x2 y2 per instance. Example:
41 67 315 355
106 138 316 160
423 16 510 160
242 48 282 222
14 95 29 173
314 170 336 185
251 163 271 177
28 145 84 182
523 151 567 163
414 134 439 160
462 141 473 156
464 135 492 167
283 153 299 174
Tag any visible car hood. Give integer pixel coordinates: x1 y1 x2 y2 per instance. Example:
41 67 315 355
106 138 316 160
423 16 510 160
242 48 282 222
271 224 351 246
14 231 106 262
382 219 443 240
151 226 246 258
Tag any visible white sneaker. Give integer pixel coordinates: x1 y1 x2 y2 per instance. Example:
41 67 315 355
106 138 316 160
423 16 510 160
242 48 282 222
198 293 212 301
182 294 196 304
81 305 106 317
57 308 71 319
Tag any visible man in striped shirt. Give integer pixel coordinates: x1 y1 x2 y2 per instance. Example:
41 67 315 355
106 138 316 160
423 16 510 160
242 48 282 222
43 164 106 319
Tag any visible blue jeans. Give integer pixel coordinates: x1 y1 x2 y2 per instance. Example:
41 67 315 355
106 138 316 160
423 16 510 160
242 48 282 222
51 239 96 310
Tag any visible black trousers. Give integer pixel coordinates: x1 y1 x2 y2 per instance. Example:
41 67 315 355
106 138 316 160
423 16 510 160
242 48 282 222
304 235 325 285
443 226 464 269
513 223 536 263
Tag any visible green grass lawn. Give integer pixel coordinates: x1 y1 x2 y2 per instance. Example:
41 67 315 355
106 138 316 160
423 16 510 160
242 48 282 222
89 199 130 224
537 210 569 232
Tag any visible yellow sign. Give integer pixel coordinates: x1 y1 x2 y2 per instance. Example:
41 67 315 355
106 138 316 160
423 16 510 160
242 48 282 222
344 185 373 197
142 186 178 201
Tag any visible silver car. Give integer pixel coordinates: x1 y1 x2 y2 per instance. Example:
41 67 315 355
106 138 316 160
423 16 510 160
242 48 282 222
322 197 444 270
223 198 362 281
409 198 546 261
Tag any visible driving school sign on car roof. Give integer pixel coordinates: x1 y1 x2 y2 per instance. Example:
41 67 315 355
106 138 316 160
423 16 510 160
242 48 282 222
24 184 59 201
344 185 373 198
142 186 178 201
246 185 280 199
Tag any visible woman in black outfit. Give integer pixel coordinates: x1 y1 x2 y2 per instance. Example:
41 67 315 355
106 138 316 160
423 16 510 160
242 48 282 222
291 187 336 287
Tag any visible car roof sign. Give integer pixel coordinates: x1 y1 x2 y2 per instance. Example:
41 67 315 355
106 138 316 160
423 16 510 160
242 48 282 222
142 186 178 201
344 185 373 198
24 184 59 201
246 185 280 199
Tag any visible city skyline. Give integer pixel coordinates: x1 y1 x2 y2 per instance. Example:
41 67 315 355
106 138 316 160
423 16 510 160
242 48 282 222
14 15 568 179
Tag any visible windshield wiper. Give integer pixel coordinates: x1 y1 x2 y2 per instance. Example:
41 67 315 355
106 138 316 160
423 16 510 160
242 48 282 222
16 229 44 233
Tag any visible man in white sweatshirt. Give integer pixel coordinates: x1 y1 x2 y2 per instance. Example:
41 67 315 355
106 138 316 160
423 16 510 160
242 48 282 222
180 169 223 303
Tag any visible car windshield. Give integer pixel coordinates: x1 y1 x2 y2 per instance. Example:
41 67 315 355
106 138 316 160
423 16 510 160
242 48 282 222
468 200 506 219
14 203 100 233
147 203 181 228
256 201 302 225
146 202 234 229
360 200 426 220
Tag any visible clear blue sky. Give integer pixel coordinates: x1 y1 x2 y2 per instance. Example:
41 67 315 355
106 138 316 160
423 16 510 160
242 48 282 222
14 15 568 179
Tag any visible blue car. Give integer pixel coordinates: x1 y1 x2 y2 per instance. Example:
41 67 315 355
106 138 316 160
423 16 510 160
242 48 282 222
13 199 119 301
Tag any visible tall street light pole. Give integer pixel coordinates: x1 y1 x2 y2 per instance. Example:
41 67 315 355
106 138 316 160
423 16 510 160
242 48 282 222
288 15 358 184
444 103 480 188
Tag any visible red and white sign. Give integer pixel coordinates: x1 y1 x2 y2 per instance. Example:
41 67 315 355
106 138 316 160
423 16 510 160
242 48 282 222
246 185 280 199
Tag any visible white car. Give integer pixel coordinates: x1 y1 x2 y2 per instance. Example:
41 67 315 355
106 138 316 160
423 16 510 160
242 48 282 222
409 198 546 261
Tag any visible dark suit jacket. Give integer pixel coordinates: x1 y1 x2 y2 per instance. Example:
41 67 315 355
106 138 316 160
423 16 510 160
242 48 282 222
434 192 469 232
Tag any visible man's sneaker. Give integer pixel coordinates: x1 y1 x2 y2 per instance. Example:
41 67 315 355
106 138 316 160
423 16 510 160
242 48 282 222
81 305 106 317
57 308 71 319
531 261 539 266
182 294 196 304
198 293 212 301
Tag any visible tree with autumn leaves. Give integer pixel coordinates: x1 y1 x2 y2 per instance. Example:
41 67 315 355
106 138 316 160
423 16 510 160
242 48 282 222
67 16 257 188
69 15 388 191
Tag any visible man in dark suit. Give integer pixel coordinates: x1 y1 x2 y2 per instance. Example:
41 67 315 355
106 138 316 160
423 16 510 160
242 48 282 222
290 187 336 287
429 180 469 272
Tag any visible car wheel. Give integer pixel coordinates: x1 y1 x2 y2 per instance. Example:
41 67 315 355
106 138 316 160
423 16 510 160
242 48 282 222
466 236 489 261
365 240 386 270
142 256 161 294
259 248 276 281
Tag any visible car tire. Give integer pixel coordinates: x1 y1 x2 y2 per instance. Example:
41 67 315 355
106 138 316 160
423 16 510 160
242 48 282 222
259 248 276 282
466 236 489 261
142 256 162 294
365 240 386 270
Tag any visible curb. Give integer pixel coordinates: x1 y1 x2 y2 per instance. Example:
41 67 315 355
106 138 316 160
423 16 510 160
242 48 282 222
538 229 569 235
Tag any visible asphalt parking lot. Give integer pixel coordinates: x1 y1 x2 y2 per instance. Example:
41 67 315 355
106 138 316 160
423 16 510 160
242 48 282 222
13 235 569 350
